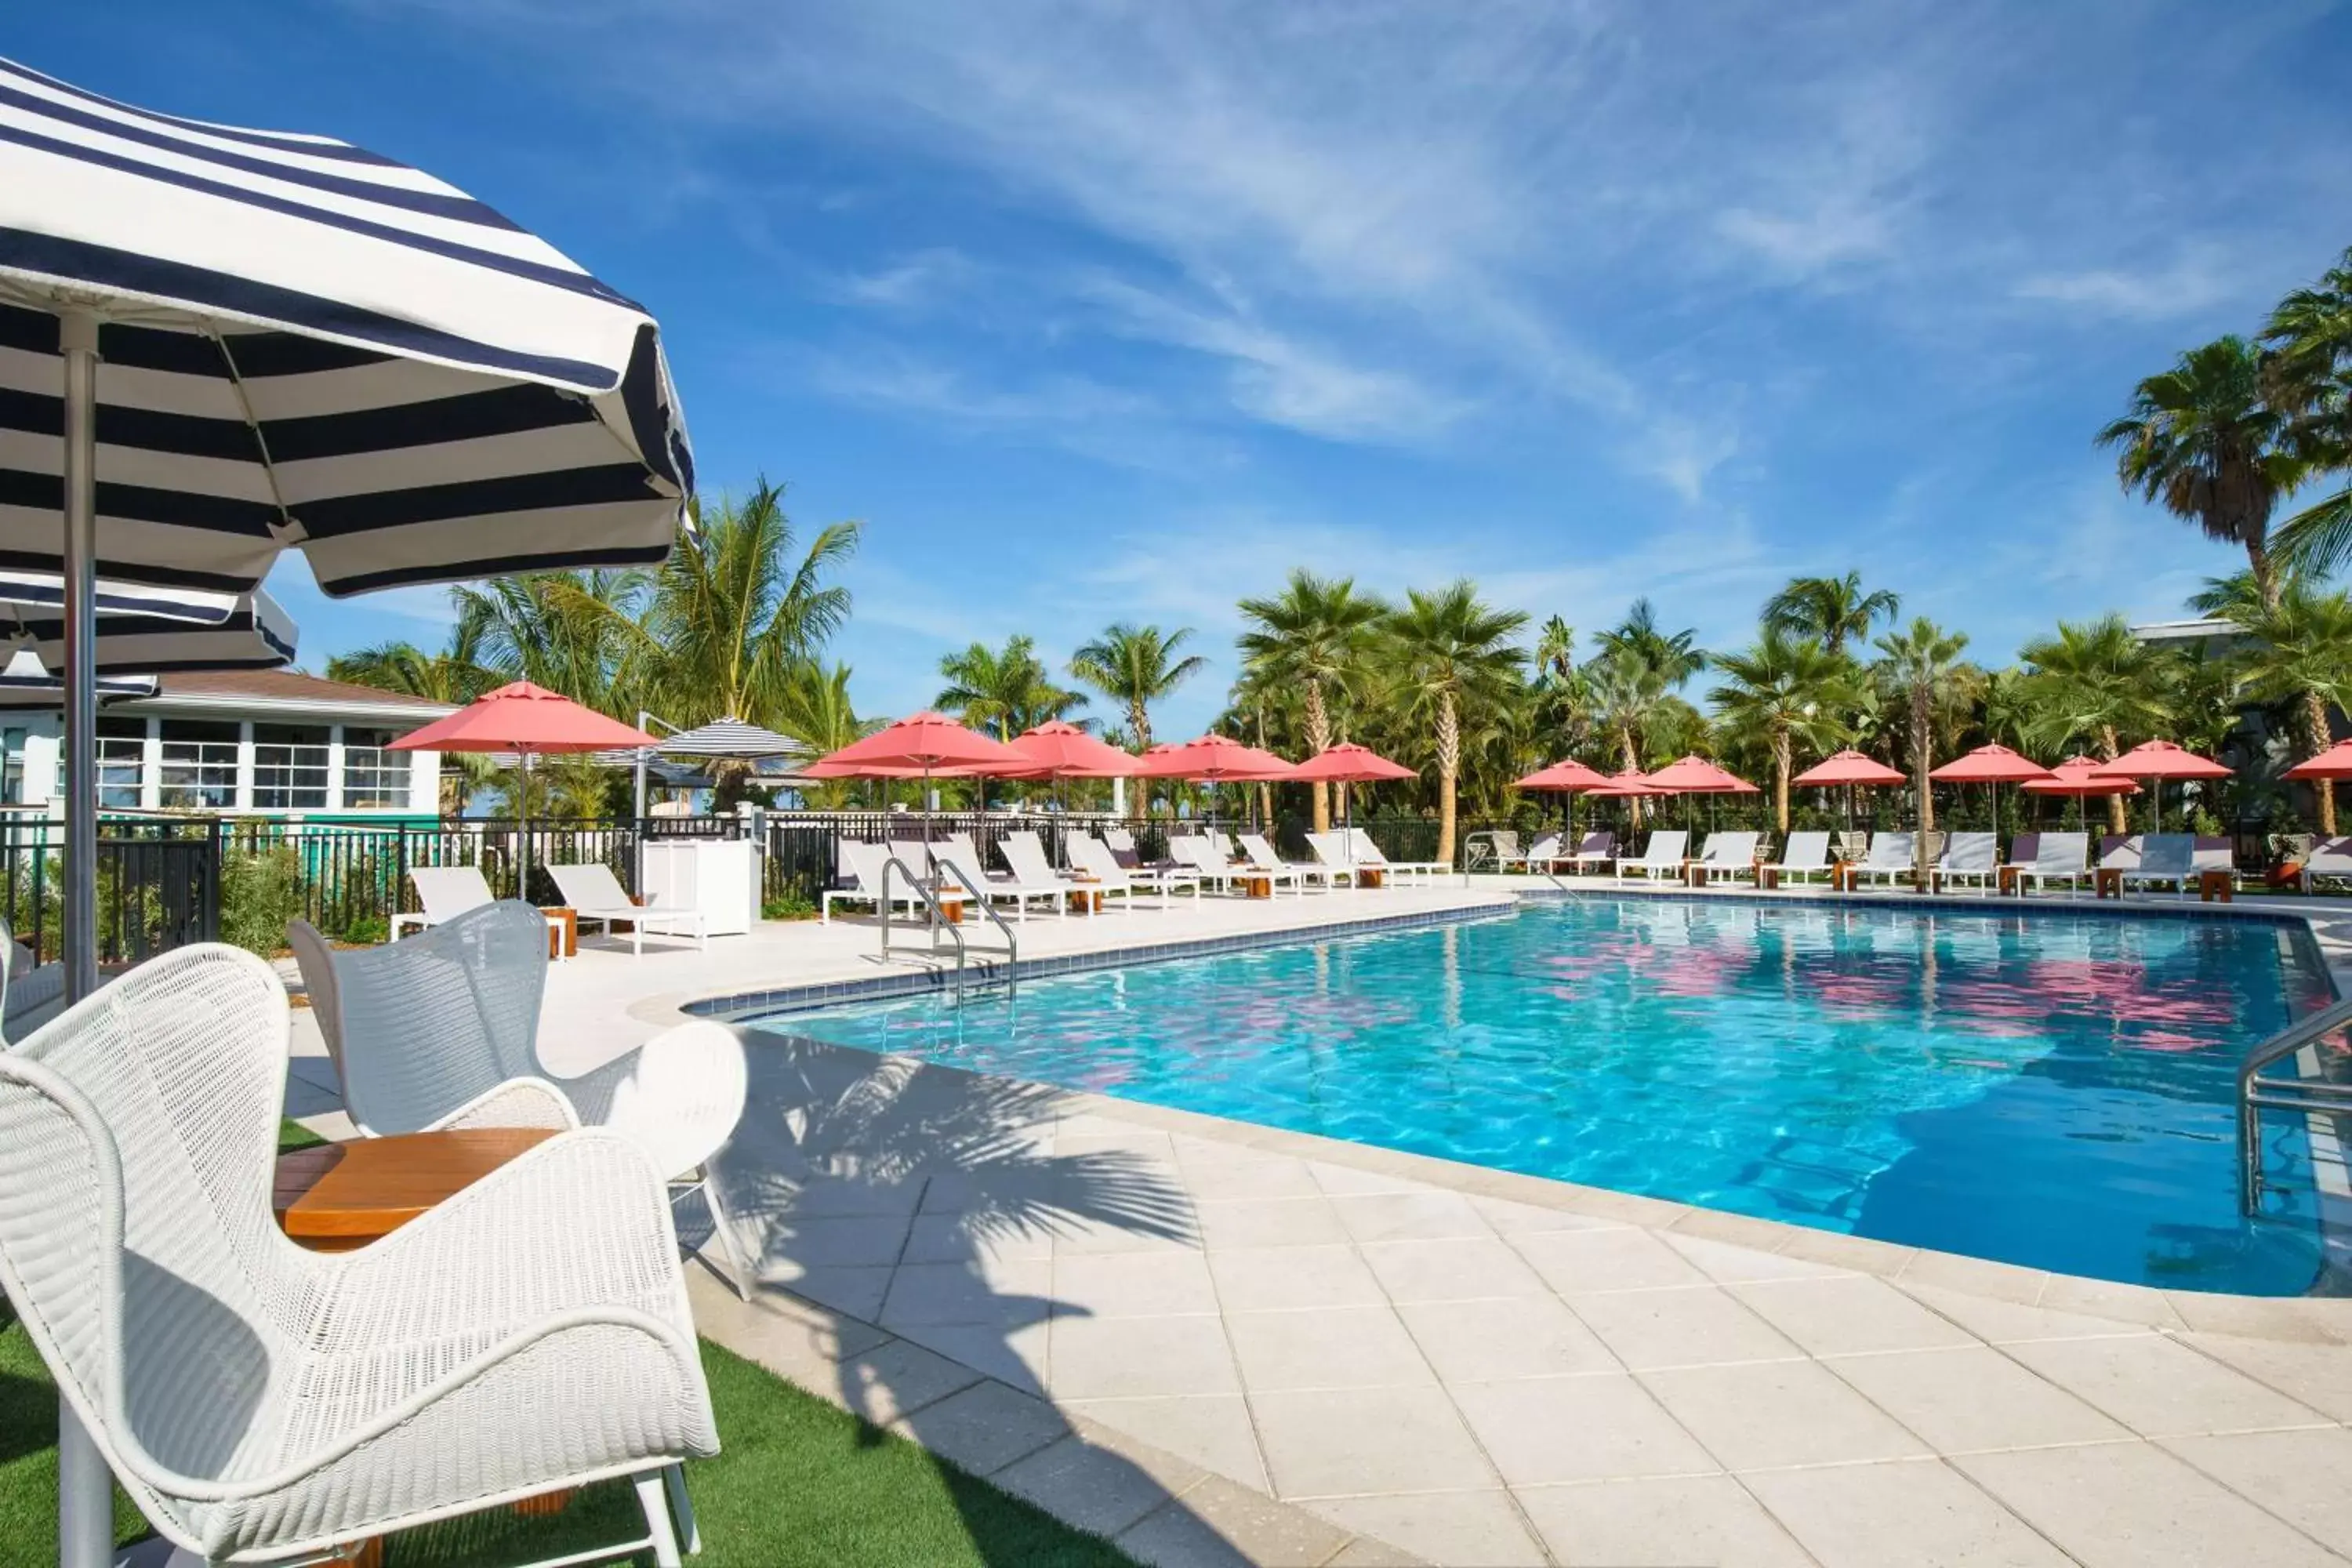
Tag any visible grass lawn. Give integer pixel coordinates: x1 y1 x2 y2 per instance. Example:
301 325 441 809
0 1123 1137 1567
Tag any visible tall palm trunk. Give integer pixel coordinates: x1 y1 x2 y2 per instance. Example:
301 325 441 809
1129 702 1152 821
1773 729 1792 834
1436 690 1461 866
1617 724 1642 832
2249 535 2281 615
2100 727 2127 836
2305 691 2338 835
1303 678 1332 833
1911 690 1934 885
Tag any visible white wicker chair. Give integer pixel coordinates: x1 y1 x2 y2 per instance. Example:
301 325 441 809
289 904 754 1293
0 943 716 1566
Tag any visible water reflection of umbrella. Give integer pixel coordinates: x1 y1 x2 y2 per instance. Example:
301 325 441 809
1792 749 1906 841
2092 741 2231 834
2023 756 2141 841
1929 744 2054 843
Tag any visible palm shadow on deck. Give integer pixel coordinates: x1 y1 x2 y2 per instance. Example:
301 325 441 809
695 1028 1277 1565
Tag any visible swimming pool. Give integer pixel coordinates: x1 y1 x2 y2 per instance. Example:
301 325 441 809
747 897 2348 1295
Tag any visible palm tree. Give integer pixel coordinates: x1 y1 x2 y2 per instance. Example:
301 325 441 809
1873 618 1970 880
935 635 1086 740
1762 573 1900 656
1069 624 1207 815
2266 246 2352 578
1708 630 1856 832
2017 615 2175 833
2225 580 2352 833
774 662 879 809
452 569 649 710
327 617 499 706
1593 598 1707 688
2099 336 2300 612
1380 582 1529 865
633 481 861 729
1236 572 1388 832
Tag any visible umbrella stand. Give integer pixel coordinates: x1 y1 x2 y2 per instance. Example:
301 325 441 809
56 310 109 1568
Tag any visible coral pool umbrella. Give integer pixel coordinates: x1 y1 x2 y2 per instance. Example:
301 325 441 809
1124 734 1294 837
1513 757 1610 848
391 682 659 895
2092 741 2232 833
1294 742 1417 858
2284 739 2352 781
1644 755 1759 833
2024 754 2141 839
1005 720 1143 862
1929 744 2055 840
805 712 1035 844
1793 749 1907 840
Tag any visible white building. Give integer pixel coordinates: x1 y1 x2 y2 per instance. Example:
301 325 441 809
6 670 451 822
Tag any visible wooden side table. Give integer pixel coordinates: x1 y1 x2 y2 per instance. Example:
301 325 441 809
1240 873 1274 899
540 906 577 960
1683 860 1708 888
274 1128 560 1251
1356 867 1386 890
1832 861 1855 892
2096 866 2125 899
2198 869 2234 903
1066 875 1104 915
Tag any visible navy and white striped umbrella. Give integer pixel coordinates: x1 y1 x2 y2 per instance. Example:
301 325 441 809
0 53 692 598
654 716 806 760
8 585 294 675
0 648 151 709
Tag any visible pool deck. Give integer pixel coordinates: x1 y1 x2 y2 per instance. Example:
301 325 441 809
283 879 2352 1566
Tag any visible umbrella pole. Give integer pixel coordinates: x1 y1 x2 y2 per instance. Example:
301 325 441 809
56 310 111 1568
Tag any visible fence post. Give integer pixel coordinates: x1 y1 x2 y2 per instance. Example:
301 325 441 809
202 818 221 944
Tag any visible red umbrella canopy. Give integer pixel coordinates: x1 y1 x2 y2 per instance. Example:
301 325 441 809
2285 740 2352 781
806 711 1033 777
2023 756 2141 797
1585 768 1668 798
1294 742 1417 783
388 681 659 754
1644 755 1760 794
1514 757 1611 792
1004 720 1140 779
2090 740 2232 781
1929 743 2056 784
1126 734 1294 782
1791 750 1907 788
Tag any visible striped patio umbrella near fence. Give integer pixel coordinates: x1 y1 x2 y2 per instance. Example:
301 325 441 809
1 53 695 1567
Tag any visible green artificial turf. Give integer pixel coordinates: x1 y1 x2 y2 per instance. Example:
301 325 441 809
2 1127 1138 1568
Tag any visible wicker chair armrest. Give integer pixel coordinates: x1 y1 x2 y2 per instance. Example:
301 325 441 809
418 1075 579 1134
558 1022 749 1179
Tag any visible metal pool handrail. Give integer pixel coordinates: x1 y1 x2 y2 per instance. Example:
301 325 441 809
2238 994 2352 1214
878 853 1018 1006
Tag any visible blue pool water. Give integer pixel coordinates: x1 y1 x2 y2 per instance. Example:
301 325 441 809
750 898 2350 1294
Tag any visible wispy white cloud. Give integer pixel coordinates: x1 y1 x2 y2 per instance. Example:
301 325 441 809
2012 246 2241 322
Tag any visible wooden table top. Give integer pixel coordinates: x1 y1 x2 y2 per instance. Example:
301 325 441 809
274 1128 559 1250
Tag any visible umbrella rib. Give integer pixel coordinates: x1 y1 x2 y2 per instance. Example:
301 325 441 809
208 331 298 539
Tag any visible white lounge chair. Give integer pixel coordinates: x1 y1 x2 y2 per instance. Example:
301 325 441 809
1348 827 1449 883
1304 832 1363 885
0 920 64 1043
1068 833 1200 907
1241 831 1345 890
397 863 572 956
1465 829 1521 873
1615 829 1691 883
1762 830 1835 886
2119 833 2197 895
2 942 716 1566
2299 835 2352 891
937 839 1069 921
1563 830 1616 873
1497 833 1566 873
547 860 710 954
1169 833 1244 893
2002 831 2089 894
2193 836 2237 891
1690 830 1761 884
1846 831 1919 888
1197 832 1305 895
1932 831 1999 891
822 839 964 924
1104 824 1144 868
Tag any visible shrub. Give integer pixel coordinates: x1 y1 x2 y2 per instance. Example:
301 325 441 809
762 892 818 922
220 846 306 956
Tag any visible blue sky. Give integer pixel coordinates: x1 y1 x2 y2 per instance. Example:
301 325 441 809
16 2 2352 739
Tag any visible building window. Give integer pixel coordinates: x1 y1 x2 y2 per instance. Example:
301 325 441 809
342 727 409 810
95 716 145 809
158 718 238 810
253 723 329 810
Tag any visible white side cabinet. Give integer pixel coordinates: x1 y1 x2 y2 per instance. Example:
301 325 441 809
638 837 757 936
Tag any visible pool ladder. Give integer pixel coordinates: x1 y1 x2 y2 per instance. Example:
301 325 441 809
2236 996 2352 1214
880 853 1018 1005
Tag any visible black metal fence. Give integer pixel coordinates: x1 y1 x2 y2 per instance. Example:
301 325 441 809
0 816 220 967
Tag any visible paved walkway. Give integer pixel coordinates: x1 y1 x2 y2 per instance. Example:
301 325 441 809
280 880 2352 1566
